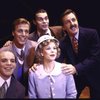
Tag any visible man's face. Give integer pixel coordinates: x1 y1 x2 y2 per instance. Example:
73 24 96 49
0 51 16 80
12 23 30 48
35 12 49 32
62 13 79 36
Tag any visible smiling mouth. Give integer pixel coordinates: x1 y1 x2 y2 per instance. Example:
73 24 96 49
42 24 48 27
20 38 27 42
50 54 56 57
4 67 14 70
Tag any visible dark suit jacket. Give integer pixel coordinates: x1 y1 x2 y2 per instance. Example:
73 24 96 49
5 75 25 98
29 26 63 41
58 26 100 87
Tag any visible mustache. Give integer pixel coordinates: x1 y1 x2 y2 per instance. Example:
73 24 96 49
70 24 77 29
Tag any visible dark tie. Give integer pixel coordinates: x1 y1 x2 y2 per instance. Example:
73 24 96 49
17 49 24 80
20 50 24 61
72 35 78 54
0 81 8 98
46 33 49 35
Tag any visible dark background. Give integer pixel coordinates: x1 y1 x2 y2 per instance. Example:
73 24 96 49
0 0 100 47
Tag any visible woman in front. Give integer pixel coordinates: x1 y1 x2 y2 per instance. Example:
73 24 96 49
28 35 77 98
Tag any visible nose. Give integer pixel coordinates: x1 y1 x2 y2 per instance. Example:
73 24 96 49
51 48 55 52
22 31 26 36
70 20 74 25
21 30 29 36
7 60 11 65
42 18 47 22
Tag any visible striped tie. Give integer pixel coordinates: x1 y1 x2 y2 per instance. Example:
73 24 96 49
20 50 24 61
72 35 78 54
0 81 8 98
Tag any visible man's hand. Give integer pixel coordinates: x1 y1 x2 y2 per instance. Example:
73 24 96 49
30 40 37 48
61 63 77 75
29 63 39 73
3 40 12 47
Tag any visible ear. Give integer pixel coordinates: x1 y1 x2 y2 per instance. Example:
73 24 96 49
40 52 43 56
12 32 14 36
33 20 36 25
62 26 66 31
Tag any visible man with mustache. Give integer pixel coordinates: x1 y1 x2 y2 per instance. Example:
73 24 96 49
57 9 100 99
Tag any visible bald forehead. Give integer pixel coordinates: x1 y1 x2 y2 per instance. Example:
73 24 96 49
0 51 15 59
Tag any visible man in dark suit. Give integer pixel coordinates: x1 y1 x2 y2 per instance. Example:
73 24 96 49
29 9 63 41
0 50 25 98
57 9 100 99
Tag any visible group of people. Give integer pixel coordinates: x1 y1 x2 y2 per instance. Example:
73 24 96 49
0 8 100 99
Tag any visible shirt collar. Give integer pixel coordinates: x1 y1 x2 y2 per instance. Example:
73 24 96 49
35 61 62 79
14 44 25 55
75 30 79 40
0 76 11 87
37 28 51 36
46 29 51 36
70 30 79 41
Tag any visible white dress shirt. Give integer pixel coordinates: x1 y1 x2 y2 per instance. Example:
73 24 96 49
0 76 11 88
14 44 25 65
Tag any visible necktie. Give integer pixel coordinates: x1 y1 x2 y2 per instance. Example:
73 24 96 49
20 50 24 61
72 35 78 54
0 81 8 98
46 33 49 35
17 49 24 80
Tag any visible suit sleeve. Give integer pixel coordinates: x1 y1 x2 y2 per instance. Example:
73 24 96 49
76 29 100 74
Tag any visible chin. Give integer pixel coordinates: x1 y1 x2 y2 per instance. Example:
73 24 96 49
19 42 26 46
43 28 48 31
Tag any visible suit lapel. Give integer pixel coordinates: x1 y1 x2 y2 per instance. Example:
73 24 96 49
5 75 17 98
78 27 87 55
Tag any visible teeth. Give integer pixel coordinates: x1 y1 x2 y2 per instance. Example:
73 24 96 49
5 68 13 70
71 27 76 31
21 38 25 41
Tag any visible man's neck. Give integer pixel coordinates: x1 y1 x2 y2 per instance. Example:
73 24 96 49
13 40 25 49
37 29 49 36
